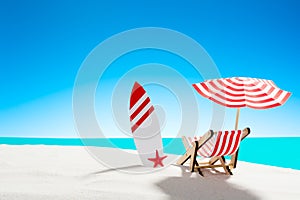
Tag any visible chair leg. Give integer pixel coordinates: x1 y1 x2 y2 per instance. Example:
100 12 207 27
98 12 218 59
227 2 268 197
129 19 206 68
176 153 190 166
193 159 204 176
197 167 203 176
189 141 198 172
219 156 232 175
230 149 239 169
176 144 196 165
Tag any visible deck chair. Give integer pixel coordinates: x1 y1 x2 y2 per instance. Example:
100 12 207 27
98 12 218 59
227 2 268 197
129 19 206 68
176 127 250 176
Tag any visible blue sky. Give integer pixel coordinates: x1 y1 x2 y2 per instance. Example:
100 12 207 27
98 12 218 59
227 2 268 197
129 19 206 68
0 0 299 137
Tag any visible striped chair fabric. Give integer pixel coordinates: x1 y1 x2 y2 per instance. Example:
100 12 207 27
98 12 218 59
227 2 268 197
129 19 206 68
187 130 242 158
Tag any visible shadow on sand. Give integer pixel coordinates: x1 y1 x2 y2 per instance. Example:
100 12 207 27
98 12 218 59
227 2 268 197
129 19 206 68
81 165 144 180
156 165 260 200
87 165 143 175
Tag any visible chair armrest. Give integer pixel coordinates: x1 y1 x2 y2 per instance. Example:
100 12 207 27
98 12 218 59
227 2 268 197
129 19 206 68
241 127 251 140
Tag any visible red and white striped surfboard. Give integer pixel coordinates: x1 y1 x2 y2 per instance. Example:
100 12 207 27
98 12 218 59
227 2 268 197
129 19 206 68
129 82 165 167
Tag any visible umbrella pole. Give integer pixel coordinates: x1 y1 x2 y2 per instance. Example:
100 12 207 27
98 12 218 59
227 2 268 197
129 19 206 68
231 108 241 169
234 108 240 130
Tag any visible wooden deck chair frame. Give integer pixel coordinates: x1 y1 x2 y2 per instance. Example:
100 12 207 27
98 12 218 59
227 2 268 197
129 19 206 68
176 127 250 176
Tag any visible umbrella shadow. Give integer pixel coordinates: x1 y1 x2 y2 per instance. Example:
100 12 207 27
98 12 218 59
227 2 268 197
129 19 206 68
156 165 260 200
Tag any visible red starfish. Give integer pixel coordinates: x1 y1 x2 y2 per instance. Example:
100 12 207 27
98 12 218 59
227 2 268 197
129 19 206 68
147 150 168 168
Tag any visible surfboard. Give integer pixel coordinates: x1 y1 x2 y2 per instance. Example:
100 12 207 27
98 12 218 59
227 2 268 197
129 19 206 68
129 82 166 167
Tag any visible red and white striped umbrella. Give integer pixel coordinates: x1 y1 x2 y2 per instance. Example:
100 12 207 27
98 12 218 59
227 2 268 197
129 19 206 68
193 77 291 129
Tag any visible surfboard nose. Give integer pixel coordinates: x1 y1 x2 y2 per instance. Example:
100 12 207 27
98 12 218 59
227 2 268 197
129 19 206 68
132 81 142 91
130 82 146 109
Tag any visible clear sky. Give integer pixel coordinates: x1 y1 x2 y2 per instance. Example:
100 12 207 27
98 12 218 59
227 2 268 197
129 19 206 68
0 0 299 137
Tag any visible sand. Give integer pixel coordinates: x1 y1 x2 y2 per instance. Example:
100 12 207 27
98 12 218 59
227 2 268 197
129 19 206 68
0 145 299 200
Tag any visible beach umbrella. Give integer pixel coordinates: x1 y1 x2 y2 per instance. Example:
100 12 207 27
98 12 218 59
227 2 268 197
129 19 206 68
192 77 291 167
192 77 291 130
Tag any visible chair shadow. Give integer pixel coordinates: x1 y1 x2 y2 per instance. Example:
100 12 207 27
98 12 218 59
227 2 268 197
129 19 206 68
156 165 260 200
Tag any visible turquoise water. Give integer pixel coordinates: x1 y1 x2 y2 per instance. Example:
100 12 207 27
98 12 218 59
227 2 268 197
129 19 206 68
1 137 299 170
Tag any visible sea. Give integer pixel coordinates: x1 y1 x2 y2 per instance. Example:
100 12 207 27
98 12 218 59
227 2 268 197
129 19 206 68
1 137 299 170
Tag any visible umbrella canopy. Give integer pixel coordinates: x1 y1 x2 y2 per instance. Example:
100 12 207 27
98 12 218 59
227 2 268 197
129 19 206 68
192 77 291 129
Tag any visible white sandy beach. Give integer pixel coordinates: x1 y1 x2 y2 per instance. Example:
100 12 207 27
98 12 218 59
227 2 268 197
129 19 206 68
0 145 299 200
